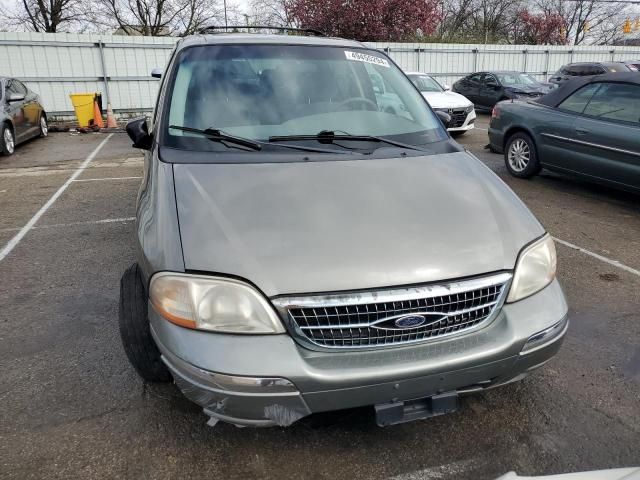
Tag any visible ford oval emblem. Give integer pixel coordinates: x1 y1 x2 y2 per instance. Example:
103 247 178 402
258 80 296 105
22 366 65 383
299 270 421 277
395 315 426 328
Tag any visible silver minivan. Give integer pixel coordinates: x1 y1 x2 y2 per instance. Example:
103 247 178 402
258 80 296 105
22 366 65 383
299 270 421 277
121 30 568 428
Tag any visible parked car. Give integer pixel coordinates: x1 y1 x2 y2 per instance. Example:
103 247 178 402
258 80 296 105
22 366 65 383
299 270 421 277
0 77 47 156
406 72 476 135
120 30 568 428
453 71 551 111
368 70 412 120
549 62 634 86
488 73 640 193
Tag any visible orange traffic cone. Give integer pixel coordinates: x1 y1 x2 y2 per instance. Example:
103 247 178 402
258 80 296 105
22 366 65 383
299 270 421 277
93 99 104 128
106 103 118 128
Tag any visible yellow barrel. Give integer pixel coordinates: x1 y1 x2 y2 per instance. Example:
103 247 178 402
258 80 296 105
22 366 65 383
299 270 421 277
69 93 96 127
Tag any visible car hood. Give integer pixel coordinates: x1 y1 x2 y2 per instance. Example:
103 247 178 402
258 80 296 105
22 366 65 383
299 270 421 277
422 91 472 109
173 152 544 297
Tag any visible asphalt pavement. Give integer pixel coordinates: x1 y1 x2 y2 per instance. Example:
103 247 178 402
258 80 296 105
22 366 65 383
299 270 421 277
0 116 638 479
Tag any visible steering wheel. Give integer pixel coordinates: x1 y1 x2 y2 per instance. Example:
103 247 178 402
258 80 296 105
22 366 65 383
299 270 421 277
339 97 379 111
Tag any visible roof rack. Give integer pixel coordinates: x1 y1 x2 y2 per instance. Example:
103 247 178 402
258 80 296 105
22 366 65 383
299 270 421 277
198 25 326 37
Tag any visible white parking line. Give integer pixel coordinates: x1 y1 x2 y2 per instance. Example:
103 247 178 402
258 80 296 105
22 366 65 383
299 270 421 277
0 134 113 263
554 237 640 278
0 217 135 234
73 176 142 182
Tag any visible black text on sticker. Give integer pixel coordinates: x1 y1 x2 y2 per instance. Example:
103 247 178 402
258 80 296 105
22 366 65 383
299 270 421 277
344 51 390 68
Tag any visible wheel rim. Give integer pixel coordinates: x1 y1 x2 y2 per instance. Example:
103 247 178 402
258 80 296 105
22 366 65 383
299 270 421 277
507 138 530 172
40 116 48 136
4 128 14 154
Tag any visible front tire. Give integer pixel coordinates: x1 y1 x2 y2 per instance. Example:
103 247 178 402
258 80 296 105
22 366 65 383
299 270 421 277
119 263 172 382
1 123 15 156
504 132 541 178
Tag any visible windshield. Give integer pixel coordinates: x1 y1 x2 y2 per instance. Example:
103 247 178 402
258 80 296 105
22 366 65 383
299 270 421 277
164 45 446 152
408 74 444 93
496 73 539 86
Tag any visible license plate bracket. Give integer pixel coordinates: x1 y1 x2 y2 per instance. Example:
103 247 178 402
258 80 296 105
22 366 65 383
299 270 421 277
374 392 459 426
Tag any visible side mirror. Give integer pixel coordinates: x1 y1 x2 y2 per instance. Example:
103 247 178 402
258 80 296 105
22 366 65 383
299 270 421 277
435 110 451 128
151 68 162 79
7 93 25 102
443 84 451 91
126 117 152 150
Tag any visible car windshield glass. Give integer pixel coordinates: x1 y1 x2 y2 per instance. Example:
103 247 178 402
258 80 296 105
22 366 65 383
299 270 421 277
164 45 447 152
496 73 539 86
408 75 443 92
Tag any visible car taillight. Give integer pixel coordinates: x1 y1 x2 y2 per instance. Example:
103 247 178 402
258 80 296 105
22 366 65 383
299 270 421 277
491 105 500 119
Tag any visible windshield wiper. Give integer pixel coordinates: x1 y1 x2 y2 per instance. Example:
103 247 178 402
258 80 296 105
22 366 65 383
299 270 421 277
169 125 351 154
269 131 425 152
169 125 262 151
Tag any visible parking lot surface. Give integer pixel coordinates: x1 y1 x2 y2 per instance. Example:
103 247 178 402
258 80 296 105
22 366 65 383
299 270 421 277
1 116 638 479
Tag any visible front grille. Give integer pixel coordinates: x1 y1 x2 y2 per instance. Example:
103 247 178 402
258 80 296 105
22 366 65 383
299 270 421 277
449 108 468 127
273 273 511 350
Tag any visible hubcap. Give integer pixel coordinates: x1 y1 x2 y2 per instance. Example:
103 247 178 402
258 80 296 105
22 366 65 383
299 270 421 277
507 138 530 172
4 128 14 154
40 116 48 136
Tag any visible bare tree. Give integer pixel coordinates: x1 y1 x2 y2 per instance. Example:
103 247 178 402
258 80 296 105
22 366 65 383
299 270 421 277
473 0 523 43
248 0 294 26
438 0 523 43
0 0 88 32
92 0 227 36
438 0 477 41
535 0 626 44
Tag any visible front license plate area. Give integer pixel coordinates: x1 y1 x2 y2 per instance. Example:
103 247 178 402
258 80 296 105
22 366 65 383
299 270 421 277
374 392 459 426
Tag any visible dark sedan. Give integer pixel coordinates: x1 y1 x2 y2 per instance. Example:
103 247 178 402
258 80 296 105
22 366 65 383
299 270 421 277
1 77 48 156
549 61 634 87
453 71 551 111
489 73 640 193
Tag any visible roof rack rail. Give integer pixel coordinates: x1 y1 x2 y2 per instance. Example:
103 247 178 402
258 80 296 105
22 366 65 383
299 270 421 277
198 25 326 36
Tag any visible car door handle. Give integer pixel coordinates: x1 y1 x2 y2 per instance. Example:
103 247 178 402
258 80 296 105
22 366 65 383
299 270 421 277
575 128 589 136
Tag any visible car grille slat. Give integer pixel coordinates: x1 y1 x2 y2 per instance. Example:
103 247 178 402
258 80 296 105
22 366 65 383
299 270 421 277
274 273 511 350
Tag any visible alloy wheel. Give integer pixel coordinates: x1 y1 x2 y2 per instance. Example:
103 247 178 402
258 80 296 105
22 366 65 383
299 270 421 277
3 128 14 154
507 138 530 172
40 116 48 137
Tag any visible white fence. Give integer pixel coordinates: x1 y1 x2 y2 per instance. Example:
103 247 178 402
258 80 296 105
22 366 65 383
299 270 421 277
1 32 640 116
370 42 640 87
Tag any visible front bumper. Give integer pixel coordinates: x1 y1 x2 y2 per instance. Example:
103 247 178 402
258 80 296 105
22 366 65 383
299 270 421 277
151 279 568 427
448 109 476 132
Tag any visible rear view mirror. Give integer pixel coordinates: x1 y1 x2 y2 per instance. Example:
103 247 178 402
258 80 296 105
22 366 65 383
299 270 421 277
126 118 152 150
151 68 162 79
7 93 25 102
435 110 451 128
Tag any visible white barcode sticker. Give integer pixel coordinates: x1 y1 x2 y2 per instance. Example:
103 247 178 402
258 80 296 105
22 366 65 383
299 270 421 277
344 51 390 68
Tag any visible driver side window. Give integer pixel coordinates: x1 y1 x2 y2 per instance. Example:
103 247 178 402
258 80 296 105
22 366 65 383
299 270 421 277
483 75 498 87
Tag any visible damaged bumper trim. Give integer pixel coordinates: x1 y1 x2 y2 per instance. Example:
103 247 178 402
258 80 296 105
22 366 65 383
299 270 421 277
159 343 311 427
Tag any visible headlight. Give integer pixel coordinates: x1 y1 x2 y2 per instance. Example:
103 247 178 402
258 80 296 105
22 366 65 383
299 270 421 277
507 234 557 303
149 273 285 334
465 105 474 113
